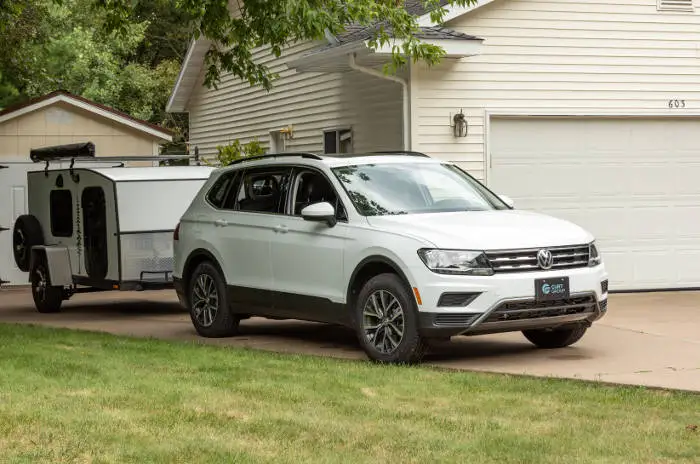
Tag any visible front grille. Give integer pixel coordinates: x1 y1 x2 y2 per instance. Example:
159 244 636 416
601 280 609 294
485 295 597 323
599 299 608 313
485 245 590 273
434 314 479 327
437 292 480 307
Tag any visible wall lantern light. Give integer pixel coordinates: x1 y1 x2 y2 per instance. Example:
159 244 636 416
451 109 468 138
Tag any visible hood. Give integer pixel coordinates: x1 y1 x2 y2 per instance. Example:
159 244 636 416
366 210 594 250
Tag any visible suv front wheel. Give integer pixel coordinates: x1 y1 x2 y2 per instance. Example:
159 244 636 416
354 273 426 364
187 262 240 337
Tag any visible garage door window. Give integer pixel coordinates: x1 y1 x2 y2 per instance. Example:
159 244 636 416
50 190 73 237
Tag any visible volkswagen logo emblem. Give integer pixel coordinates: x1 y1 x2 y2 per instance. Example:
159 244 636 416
537 249 554 270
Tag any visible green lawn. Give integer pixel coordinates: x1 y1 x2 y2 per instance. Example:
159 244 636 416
0 324 697 463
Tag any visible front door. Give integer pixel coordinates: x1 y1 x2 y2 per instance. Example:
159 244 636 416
269 168 349 324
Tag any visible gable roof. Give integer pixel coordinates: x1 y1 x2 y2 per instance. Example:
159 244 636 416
0 90 173 141
166 0 490 113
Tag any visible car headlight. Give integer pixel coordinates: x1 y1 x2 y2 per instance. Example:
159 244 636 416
589 242 602 267
417 249 494 276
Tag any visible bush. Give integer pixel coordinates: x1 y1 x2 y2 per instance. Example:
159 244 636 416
208 139 265 166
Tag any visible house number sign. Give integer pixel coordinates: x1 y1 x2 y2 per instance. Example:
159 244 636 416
668 99 686 109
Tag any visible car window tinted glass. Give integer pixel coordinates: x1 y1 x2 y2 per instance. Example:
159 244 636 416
292 170 347 220
236 168 292 214
50 189 73 237
332 162 508 216
206 173 234 209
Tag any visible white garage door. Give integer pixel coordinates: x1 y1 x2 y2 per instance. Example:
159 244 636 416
489 117 700 291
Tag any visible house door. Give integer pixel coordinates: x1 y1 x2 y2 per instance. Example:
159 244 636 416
81 186 108 280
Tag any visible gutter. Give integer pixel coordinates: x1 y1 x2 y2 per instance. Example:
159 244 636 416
348 53 410 150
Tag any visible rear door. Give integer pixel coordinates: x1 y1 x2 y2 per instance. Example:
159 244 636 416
210 166 293 308
0 159 34 286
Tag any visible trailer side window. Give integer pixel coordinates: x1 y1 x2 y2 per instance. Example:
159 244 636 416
49 190 73 237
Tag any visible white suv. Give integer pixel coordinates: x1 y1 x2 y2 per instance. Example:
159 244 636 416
173 152 608 364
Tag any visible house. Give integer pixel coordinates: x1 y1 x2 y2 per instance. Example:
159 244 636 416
0 90 173 286
166 0 700 291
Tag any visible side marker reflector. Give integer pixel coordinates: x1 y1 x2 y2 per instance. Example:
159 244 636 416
413 287 423 305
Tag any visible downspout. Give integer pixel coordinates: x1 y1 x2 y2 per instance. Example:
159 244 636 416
348 53 410 150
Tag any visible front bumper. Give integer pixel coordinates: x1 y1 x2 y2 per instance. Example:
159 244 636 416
412 264 608 338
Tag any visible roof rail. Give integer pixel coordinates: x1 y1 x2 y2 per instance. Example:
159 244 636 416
369 150 430 157
227 152 323 165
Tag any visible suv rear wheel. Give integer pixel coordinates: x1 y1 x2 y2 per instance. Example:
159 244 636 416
522 326 588 349
354 273 426 364
187 262 240 337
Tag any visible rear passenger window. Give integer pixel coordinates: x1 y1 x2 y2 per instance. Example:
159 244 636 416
235 168 292 214
206 172 237 209
50 190 73 237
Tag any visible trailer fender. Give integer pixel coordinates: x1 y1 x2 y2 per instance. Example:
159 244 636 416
30 246 73 287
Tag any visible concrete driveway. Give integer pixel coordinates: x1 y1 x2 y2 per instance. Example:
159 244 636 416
0 288 698 392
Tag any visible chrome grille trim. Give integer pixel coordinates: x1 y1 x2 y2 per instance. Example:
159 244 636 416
485 245 590 273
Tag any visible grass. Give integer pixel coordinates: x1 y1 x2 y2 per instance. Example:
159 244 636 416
0 324 697 464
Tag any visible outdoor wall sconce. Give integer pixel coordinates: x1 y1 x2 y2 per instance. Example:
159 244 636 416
279 125 295 140
451 109 468 138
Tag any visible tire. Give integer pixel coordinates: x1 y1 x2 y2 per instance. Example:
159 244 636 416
354 273 426 364
13 215 44 272
187 261 239 338
522 326 588 349
30 255 63 313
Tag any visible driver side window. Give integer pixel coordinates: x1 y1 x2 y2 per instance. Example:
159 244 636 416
293 170 347 221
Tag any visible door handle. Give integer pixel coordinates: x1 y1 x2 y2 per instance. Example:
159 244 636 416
215 219 228 227
275 225 289 234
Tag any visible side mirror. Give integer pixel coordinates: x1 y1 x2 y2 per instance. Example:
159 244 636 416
499 194 515 209
301 201 337 227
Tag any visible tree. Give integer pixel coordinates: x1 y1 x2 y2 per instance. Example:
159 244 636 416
91 0 477 91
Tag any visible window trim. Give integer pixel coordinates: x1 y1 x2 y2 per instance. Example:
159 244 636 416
322 127 353 154
49 189 74 238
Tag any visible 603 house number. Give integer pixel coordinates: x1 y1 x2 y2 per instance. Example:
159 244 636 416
668 99 686 109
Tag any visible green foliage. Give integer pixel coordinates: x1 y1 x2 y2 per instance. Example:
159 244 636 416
207 138 266 166
0 0 192 139
89 0 477 91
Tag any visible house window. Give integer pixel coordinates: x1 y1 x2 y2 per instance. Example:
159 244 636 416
323 128 353 154
50 190 73 237
657 0 693 11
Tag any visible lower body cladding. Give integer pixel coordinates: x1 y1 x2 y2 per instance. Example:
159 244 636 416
414 266 609 338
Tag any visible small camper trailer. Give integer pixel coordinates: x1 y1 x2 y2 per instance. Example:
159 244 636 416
11 142 214 313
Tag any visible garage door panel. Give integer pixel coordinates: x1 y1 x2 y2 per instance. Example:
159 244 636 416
490 117 700 290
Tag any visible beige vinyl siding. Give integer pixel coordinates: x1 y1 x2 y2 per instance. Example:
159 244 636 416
186 41 403 157
0 102 160 159
411 0 700 181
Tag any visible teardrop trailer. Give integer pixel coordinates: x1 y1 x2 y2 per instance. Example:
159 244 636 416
11 142 214 313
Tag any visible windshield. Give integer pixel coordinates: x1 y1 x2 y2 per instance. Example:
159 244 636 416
331 162 509 216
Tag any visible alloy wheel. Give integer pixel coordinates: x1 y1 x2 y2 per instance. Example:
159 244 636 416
191 274 219 327
362 290 405 354
33 267 47 302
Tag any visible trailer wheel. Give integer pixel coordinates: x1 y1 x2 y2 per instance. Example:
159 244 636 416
13 215 44 272
30 255 63 313
188 262 239 337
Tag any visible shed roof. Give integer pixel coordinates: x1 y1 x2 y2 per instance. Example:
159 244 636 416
0 91 174 142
